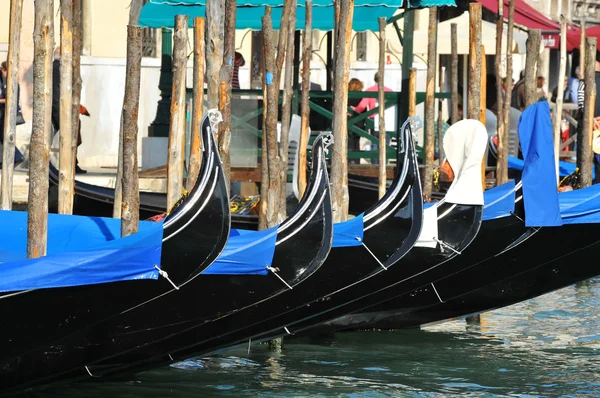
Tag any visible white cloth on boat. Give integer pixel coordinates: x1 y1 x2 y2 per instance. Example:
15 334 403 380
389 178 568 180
415 204 438 248
443 119 488 206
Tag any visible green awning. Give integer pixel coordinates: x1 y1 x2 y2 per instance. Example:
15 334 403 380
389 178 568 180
140 0 455 31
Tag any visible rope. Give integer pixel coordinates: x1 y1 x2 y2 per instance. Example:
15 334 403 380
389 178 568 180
154 265 180 290
433 237 461 255
266 266 293 290
360 241 388 271
431 282 444 303
284 326 294 335
509 210 525 223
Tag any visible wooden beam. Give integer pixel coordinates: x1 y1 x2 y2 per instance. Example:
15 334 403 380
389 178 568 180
554 18 567 184
298 0 312 199
206 0 224 110
494 0 507 185
408 67 416 117
524 29 541 108
377 17 386 200
28 0 54 259
424 6 437 199
166 15 188 210
1 0 24 210
330 0 354 223
580 37 597 188
500 0 514 185
121 25 142 237
58 0 74 214
468 3 482 120
187 17 206 192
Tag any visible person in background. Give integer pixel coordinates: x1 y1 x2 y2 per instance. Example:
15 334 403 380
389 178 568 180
52 47 87 174
347 78 364 164
0 61 24 167
551 76 569 103
577 50 600 184
232 51 245 90
536 75 547 101
568 67 581 104
511 70 526 111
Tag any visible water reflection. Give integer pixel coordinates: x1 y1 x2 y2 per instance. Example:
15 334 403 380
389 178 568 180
31 279 600 397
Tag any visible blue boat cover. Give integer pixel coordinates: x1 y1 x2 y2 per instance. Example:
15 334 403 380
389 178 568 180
482 180 516 221
332 213 364 248
0 211 164 293
508 156 595 179
202 225 278 276
517 102 563 227
559 183 600 224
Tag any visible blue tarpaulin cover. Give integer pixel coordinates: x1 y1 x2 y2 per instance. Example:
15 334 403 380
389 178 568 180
559 183 600 224
332 213 364 248
508 156 595 179
482 180 516 221
517 102 563 227
0 211 164 293
202 225 278 275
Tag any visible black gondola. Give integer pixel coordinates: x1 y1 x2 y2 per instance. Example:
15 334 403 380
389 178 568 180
15 116 424 386
0 130 334 393
0 111 230 360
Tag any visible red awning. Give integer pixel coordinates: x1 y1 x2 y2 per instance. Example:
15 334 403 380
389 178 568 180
477 0 559 32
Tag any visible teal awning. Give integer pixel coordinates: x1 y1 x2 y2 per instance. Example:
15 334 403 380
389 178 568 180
140 0 455 31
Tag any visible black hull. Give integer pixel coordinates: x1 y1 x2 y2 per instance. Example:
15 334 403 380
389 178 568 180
0 114 230 361
17 117 424 385
337 222 600 331
0 134 334 393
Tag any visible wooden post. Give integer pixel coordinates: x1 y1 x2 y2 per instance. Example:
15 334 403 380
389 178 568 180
524 29 541 108
218 0 236 187
279 2 297 213
260 3 293 228
166 15 188 210
28 0 54 259
494 0 507 185
121 25 142 237
580 37 596 188
451 23 458 125
298 0 312 199
113 0 142 218
553 18 567 184
480 45 487 189
408 67 416 117
206 0 224 110
424 6 437 199
580 20 586 79
377 17 386 200
330 0 354 223
0 0 24 210
501 0 514 183
468 3 482 120
437 62 445 162
187 17 205 191
57 0 74 214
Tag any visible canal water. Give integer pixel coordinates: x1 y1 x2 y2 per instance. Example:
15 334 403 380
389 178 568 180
32 279 600 397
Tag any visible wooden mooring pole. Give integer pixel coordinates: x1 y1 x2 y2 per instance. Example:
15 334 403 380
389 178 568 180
279 2 297 213
71 0 82 185
28 0 54 259
187 17 206 192
468 3 482 121
298 0 312 199
166 15 188 210
219 0 236 186
330 0 354 223
424 6 437 199
450 23 458 125
377 17 386 199
500 0 514 185
553 18 567 184
408 68 416 117
0 0 24 210
121 25 142 237
494 0 507 185
580 37 597 188
206 0 224 110
437 62 445 163
580 20 586 80
58 0 74 214
524 29 541 109
114 0 142 218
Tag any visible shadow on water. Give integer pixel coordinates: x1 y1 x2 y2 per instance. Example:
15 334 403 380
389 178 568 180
28 278 600 397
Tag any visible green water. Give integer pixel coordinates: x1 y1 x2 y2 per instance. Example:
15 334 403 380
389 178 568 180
31 279 600 397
